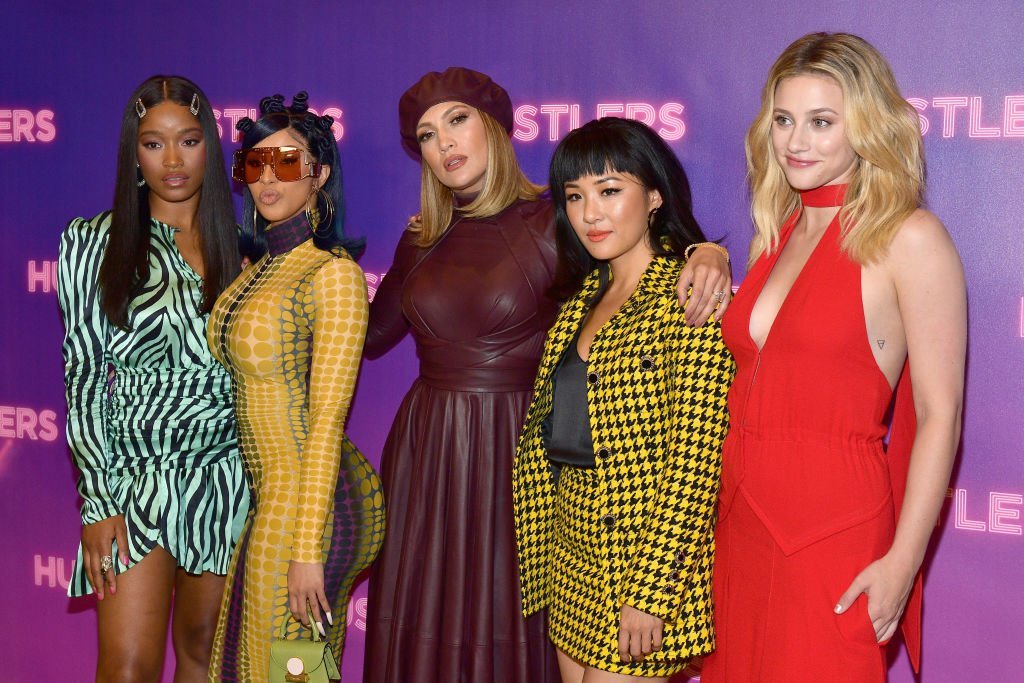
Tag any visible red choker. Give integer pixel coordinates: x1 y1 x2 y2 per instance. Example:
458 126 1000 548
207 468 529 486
799 184 847 208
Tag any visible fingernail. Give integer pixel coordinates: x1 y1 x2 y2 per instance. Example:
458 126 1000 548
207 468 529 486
121 554 129 565
317 621 326 636
326 611 333 625
834 604 843 613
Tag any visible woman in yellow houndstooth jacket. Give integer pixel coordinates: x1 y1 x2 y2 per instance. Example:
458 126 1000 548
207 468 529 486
514 117 735 682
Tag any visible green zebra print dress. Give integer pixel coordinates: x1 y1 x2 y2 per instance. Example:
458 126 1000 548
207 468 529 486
58 212 250 597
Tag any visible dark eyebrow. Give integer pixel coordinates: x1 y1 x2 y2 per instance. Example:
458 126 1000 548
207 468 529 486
138 126 203 137
564 174 625 189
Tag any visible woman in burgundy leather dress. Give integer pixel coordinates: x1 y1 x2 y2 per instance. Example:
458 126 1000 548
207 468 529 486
362 67 731 683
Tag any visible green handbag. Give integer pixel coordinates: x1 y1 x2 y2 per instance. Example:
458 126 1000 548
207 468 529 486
268 612 342 683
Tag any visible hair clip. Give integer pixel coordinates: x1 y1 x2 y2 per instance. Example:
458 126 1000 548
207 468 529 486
135 98 147 119
189 93 200 116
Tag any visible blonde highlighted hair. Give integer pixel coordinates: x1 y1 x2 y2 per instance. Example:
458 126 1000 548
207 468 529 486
746 32 924 265
412 110 544 247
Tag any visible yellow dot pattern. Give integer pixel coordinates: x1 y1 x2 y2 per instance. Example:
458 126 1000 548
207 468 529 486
205 241 376 682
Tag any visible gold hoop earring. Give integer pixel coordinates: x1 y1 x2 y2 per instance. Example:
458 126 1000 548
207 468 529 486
306 188 335 238
253 205 260 232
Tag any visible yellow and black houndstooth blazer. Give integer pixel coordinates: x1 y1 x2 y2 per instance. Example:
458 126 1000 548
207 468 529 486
514 255 735 661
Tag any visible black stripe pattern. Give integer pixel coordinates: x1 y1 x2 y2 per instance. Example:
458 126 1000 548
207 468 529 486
57 212 249 596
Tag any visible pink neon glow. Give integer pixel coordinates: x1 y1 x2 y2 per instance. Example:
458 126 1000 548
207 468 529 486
0 109 56 143
953 488 987 531
346 596 369 630
989 493 1023 535
317 107 345 140
27 260 58 293
968 97 1001 137
910 95 1024 138
513 105 540 141
596 103 625 119
0 406 59 442
907 98 930 136
932 97 969 138
33 555 73 589
213 106 345 142
539 104 571 142
625 103 657 126
515 103 686 142
364 272 386 303
1005 96 1024 137
657 103 686 140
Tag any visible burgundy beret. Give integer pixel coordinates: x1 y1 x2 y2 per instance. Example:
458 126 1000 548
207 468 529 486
398 66 514 158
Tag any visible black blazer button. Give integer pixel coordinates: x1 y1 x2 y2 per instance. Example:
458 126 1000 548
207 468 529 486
669 570 682 582
601 514 617 528
597 447 612 459
675 550 687 564
640 355 655 371
587 371 600 386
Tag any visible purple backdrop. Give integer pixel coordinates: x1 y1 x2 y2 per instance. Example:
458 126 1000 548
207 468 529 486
1 2 1021 681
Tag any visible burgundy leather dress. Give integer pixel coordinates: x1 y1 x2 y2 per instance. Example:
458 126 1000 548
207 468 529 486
363 198 562 683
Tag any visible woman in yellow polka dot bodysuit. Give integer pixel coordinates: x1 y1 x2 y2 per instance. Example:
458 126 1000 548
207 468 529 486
207 93 385 682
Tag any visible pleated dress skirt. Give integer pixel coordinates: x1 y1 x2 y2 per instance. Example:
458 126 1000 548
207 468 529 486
363 379 559 683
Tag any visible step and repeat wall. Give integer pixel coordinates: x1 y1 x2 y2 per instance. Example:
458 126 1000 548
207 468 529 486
1 2 1021 680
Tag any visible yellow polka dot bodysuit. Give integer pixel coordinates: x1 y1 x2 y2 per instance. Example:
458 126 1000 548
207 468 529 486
207 214 385 682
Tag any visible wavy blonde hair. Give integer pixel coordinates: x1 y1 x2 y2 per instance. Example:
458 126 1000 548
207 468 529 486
746 32 924 265
412 109 544 247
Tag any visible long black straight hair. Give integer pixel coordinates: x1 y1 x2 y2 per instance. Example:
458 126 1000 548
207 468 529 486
99 75 239 329
548 117 708 299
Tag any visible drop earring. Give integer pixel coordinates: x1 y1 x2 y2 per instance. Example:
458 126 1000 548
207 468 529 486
136 164 146 188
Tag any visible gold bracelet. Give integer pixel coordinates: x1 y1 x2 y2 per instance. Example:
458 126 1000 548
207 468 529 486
684 241 730 263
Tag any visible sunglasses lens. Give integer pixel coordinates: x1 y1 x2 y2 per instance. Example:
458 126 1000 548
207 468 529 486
272 148 305 182
232 147 319 183
232 149 266 183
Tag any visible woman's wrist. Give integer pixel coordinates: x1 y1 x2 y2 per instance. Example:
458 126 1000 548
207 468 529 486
684 241 730 263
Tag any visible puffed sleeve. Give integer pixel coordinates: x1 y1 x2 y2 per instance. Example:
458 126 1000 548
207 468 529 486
618 318 734 622
57 214 119 525
291 256 369 563
364 229 423 359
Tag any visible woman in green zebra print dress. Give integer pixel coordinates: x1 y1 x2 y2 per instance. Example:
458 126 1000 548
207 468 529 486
57 75 249 681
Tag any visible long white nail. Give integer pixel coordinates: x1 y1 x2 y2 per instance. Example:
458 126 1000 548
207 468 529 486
317 621 326 636
325 611 333 625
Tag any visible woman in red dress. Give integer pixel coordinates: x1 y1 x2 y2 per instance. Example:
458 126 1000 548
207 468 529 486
702 33 966 682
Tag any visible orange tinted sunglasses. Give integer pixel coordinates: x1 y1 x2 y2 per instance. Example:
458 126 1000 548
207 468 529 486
231 146 322 183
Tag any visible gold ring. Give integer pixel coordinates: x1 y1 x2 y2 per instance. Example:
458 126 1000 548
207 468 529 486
100 555 113 574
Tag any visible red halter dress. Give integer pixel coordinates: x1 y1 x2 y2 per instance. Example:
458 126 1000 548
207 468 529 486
701 185 921 682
